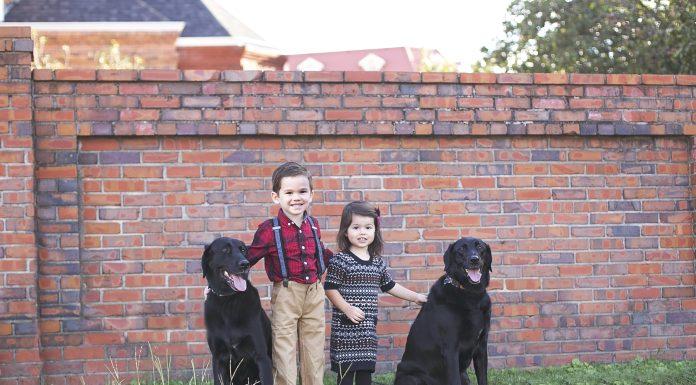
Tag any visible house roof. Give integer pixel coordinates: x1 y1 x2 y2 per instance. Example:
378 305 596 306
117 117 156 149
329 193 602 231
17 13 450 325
285 47 427 72
3 0 262 39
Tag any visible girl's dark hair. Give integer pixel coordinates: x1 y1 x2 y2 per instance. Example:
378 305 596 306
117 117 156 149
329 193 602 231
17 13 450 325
272 162 312 193
337 201 384 257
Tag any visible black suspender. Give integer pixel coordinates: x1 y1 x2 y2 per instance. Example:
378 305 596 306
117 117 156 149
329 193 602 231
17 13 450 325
271 217 289 287
306 216 326 275
271 216 326 287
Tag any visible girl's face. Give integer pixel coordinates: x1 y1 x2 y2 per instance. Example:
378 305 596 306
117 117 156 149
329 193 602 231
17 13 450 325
346 214 375 251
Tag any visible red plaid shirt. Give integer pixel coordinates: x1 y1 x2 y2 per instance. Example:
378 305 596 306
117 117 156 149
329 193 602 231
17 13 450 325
248 209 333 284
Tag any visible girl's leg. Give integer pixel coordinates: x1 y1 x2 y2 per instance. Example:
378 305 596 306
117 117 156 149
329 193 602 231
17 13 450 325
354 370 372 385
337 370 356 385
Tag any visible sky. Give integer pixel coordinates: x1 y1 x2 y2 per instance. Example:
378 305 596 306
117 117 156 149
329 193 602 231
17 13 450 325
216 0 511 71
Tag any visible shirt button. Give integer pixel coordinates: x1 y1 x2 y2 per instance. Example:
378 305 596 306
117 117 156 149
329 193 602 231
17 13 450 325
299 230 302 233
301 246 305 250
305 276 309 280
303 261 307 265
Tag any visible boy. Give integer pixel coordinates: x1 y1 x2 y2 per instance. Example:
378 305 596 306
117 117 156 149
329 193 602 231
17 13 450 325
247 162 332 385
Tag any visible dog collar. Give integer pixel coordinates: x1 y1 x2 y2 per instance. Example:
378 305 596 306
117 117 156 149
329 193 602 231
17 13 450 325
206 286 236 297
444 275 465 289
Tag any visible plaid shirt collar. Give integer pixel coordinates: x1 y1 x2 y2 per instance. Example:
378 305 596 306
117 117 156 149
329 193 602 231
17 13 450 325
277 208 308 229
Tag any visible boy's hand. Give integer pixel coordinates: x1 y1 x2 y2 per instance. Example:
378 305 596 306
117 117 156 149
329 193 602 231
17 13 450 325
344 305 365 324
414 293 427 305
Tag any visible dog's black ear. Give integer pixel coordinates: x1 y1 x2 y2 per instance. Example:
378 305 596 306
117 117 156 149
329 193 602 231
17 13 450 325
443 242 455 271
201 243 212 278
484 242 492 272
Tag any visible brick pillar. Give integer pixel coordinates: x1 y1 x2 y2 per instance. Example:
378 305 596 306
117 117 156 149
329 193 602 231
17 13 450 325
0 26 41 385
32 49 82 385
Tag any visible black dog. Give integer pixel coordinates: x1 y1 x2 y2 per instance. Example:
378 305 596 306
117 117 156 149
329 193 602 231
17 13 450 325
202 237 273 385
394 237 492 385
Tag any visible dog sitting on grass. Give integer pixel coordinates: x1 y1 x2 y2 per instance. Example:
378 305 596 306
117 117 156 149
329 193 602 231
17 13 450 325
202 237 273 385
394 237 493 385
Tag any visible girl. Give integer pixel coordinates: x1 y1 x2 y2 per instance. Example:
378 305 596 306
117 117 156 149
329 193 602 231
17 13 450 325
324 201 428 385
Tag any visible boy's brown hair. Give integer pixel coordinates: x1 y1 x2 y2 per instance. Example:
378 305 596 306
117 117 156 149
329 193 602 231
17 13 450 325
337 201 384 257
271 162 313 193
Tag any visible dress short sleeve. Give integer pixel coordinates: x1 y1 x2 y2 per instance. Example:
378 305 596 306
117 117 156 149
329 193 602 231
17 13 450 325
324 252 347 290
378 258 395 292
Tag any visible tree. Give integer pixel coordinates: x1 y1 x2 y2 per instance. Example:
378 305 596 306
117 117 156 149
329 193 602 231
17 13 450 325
473 0 695 73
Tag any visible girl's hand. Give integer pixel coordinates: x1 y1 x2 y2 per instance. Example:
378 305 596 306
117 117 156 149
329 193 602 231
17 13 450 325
344 305 365 324
414 293 427 305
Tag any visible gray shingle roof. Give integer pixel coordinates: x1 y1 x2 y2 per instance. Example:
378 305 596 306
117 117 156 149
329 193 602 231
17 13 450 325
4 0 252 38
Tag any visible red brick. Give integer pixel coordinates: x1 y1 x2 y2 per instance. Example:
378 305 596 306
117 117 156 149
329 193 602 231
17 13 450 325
422 72 458 83
416 96 453 108
32 69 53 80
139 69 181 81
304 71 343 82
97 70 138 81
534 73 568 84
676 75 696 85
476 110 511 121
325 109 362 121
0 26 31 37
344 71 382 82
384 72 420 82
570 74 605 84
459 73 496 84
54 69 96 81
263 71 303 82
497 73 533 84
622 110 657 122
607 74 641 85
641 74 675 85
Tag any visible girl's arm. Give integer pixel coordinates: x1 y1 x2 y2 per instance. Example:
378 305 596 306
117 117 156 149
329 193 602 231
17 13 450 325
325 289 365 323
387 283 427 304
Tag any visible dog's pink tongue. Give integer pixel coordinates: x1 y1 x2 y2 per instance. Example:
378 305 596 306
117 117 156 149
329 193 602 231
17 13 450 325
231 274 247 291
467 269 482 283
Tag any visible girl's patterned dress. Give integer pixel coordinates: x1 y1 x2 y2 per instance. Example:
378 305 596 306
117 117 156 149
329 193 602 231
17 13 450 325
324 251 395 373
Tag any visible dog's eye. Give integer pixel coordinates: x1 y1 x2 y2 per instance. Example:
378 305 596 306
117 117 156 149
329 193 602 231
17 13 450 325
239 246 247 254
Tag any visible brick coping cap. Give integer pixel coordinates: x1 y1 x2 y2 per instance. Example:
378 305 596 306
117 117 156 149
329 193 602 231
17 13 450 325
31 69 696 85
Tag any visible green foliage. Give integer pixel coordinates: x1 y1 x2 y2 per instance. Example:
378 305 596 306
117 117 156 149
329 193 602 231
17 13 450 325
32 35 144 70
418 48 459 72
473 0 696 73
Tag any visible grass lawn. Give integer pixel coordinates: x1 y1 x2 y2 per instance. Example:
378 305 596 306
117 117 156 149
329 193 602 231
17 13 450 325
331 358 696 385
123 358 695 385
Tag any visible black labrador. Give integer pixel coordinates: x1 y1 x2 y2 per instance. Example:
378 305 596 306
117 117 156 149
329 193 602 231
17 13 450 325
394 237 492 385
202 237 273 385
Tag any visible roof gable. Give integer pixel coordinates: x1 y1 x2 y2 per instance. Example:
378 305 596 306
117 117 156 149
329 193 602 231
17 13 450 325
3 0 246 38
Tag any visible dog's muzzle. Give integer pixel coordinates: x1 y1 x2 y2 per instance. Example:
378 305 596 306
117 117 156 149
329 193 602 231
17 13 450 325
221 268 248 292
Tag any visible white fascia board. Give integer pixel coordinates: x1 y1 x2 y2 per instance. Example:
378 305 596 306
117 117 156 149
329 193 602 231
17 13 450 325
176 36 281 56
1 21 186 33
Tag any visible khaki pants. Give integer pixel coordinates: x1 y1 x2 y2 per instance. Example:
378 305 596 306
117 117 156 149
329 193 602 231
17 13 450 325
271 281 326 385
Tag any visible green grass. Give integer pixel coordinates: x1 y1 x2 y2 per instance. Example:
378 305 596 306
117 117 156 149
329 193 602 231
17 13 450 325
115 357 695 385
323 359 696 385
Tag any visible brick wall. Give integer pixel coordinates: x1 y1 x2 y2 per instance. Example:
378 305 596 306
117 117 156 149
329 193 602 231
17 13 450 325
1 27 695 385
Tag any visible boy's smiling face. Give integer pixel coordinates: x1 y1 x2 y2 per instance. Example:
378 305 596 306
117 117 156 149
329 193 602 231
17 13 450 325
272 175 313 223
